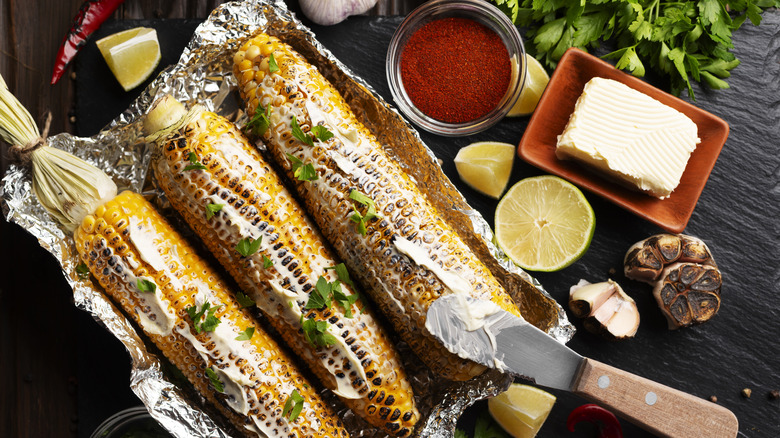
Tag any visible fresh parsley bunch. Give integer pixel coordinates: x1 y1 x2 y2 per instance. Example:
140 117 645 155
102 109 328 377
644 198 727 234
493 0 780 98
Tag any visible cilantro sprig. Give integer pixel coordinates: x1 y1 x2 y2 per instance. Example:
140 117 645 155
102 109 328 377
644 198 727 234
348 189 382 236
492 0 780 98
235 327 255 341
304 264 360 317
137 278 157 293
186 302 222 333
282 389 304 421
235 291 256 309
286 153 319 182
75 262 90 280
269 53 280 74
184 152 207 171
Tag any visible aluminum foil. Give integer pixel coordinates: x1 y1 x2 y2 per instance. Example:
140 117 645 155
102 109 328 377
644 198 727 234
1 1 574 437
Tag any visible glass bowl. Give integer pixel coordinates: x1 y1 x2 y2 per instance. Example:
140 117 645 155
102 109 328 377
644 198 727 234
386 0 526 136
90 406 171 438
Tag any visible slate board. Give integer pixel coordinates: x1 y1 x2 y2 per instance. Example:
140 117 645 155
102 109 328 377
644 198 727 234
74 12 780 438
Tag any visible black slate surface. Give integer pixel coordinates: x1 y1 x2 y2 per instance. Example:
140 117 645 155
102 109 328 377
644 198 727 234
74 11 779 438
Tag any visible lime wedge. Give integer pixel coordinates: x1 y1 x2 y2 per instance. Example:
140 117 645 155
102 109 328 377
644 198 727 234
495 175 595 272
488 383 557 438
507 55 550 117
96 27 161 91
454 141 515 199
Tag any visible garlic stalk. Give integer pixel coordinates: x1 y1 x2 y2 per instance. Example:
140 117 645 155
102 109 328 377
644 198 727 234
299 0 379 26
0 74 117 232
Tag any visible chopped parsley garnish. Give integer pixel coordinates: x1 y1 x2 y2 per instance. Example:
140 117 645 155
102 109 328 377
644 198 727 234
300 317 338 348
184 152 207 171
333 287 360 318
236 236 262 257
268 53 279 74
348 189 382 236
311 125 334 142
205 367 225 393
291 116 333 147
305 276 333 310
205 203 224 220
262 255 273 269
235 327 255 341
246 104 271 137
235 291 255 309
282 389 304 421
136 278 157 293
286 153 319 182
324 263 354 288
186 302 222 333
305 271 360 318
75 262 89 280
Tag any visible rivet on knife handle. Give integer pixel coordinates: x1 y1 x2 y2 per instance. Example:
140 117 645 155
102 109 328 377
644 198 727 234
572 358 739 438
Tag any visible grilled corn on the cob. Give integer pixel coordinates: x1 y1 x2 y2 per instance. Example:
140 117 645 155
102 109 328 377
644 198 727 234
233 33 524 382
145 97 419 437
74 191 348 438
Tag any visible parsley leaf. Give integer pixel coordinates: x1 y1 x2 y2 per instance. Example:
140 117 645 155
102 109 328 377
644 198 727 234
262 255 273 269
205 203 224 220
300 317 338 347
269 53 279 74
75 262 89 280
348 189 381 236
246 104 272 137
205 367 225 393
305 276 333 310
235 291 255 308
186 302 222 333
291 116 314 147
235 327 255 341
282 389 304 421
311 125 334 142
184 152 207 171
286 153 319 182
473 408 511 438
333 284 360 318
324 263 354 288
137 278 157 293
236 236 262 257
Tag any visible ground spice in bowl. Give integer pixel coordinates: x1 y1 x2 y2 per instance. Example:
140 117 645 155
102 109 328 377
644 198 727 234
399 17 512 124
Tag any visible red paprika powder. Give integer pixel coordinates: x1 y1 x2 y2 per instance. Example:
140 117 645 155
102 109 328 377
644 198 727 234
399 17 511 124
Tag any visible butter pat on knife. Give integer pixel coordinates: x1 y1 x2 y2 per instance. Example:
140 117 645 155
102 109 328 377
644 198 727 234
556 77 700 199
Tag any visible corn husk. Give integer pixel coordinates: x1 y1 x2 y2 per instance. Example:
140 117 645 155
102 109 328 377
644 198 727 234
0 74 117 231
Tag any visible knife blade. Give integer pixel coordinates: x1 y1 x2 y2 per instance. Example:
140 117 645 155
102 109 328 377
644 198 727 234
426 294 738 438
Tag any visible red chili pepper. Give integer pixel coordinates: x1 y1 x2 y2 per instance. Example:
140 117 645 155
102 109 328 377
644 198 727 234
50 0 126 85
567 403 623 438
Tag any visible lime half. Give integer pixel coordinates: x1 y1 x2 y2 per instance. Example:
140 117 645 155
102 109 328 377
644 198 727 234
488 383 557 438
454 141 516 199
495 175 595 272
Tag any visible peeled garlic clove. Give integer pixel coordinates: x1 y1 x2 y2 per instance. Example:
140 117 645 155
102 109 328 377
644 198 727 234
300 0 379 26
653 262 722 329
569 280 639 340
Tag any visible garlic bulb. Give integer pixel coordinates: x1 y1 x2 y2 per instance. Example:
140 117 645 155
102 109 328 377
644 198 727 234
299 0 379 26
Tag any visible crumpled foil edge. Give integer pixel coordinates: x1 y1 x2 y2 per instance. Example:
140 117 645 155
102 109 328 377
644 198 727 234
1 1 573 437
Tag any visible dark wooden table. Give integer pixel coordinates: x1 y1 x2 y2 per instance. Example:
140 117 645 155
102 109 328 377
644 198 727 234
2 1 778 438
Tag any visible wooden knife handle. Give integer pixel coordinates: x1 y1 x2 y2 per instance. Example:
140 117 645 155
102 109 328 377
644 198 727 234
572 358 738 438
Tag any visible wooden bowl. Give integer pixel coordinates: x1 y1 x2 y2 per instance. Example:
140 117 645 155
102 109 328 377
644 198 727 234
518 48 729 233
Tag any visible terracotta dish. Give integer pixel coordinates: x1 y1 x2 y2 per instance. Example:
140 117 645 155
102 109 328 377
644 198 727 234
518 48 729 233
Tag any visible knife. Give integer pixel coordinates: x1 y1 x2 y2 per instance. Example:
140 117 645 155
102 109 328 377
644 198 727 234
426 294 738 438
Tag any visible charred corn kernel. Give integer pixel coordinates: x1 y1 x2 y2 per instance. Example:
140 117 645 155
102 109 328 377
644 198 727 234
74 191 348 438
146 100 419 437
233 33 524 382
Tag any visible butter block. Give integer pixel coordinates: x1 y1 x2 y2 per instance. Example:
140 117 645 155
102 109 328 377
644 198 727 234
555 77 700 199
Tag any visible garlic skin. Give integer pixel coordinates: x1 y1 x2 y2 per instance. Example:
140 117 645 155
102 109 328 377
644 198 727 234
299 0 379 26
569 279 639 340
